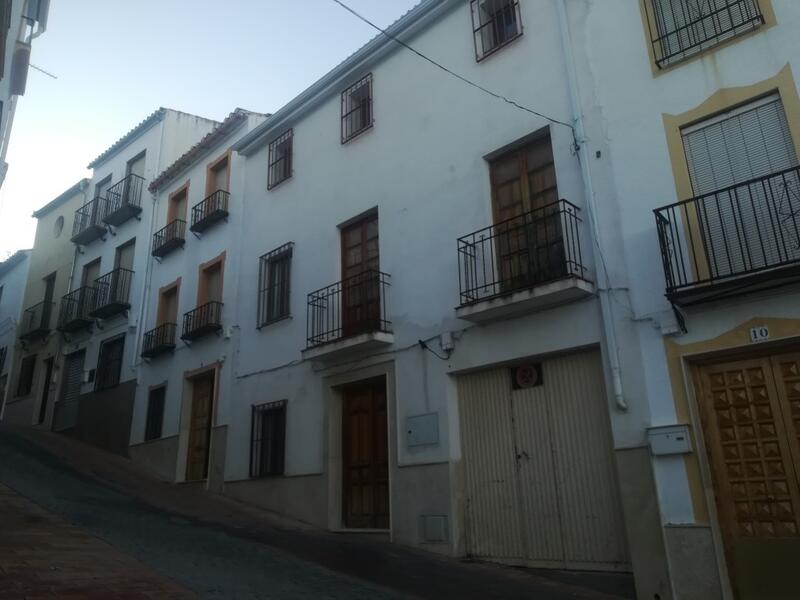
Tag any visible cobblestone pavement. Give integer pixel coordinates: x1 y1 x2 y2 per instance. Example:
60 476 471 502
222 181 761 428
0 484 194 599
0 425 635 599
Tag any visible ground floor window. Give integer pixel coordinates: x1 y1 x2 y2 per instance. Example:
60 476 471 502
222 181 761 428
250 400 286 478
145 386 166 441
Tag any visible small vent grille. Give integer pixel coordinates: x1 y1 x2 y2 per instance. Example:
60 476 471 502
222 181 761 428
510 363 543 390
420 514 449 544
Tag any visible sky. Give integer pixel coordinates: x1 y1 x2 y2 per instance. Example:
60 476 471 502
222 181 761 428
0 0 420 258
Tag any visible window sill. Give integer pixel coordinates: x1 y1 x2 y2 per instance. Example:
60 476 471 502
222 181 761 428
257 315 292 330
341 123 374 145
267 174 293 192
475 31 523 63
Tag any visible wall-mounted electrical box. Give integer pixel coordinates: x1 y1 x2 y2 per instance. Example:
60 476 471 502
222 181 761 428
647 424 692 456
407 413 439 448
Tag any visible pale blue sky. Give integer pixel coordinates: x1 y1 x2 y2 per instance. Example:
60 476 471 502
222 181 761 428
0 0 420 257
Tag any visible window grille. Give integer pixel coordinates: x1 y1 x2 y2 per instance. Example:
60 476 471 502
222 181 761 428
250 400 287 478
16 354 36 397
268 129 293 189
341 74 373 143
471 0 522 61
95 335 124 391
145 386 165 441
258 242 293 327
644 0 764 68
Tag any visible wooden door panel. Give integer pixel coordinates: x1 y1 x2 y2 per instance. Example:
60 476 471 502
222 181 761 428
342 379 388 529
341 215 380 337
186 374 214 481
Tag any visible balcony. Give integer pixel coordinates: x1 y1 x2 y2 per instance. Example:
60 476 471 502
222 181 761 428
71 197 107 245
190 190 229 234
141 322 177 358
303 270 393 361
152 219 186 258
655 166 800 306
19 301 54 341
57 287 95 333
455 199 593 323
181 301 223 341
103 174 145 227
89 268 133 319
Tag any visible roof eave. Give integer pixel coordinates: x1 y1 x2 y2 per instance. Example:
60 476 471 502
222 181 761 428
32 179 90 218
86 108 167 170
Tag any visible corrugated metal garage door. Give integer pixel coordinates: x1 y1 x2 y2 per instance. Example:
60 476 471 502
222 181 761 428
53 351 84 432
458 348 630 571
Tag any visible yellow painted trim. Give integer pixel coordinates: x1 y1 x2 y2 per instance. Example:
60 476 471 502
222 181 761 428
664 317 800 523
639 0 776 77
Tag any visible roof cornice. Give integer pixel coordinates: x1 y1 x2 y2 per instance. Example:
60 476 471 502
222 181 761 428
233 0 461 156
32 179 90 218
87 108 167 169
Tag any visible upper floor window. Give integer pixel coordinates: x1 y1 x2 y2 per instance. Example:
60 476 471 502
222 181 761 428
644 0 764 69
258 242 293 327
471 0 522 61
341 74 373 144
268 129 293 190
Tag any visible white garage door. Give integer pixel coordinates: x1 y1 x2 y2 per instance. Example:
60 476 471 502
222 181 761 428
458 348 630 571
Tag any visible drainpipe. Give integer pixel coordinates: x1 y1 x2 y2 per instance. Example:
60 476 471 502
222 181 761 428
65 181 90 294
556 0 627 411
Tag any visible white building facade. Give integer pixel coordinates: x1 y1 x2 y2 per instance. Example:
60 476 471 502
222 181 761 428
0 249 30 413
58 109 218 453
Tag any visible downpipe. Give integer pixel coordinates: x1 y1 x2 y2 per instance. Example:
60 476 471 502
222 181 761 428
556 0 627 411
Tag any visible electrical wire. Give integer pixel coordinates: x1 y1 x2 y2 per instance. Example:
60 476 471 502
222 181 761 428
329 0 575 132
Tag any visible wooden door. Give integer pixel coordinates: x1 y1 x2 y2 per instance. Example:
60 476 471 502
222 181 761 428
342 378 389 529
186 372 214 481
697 355 800 600
158 286 178 326
490 135 564 290
37 358 54 425
82 259 101 287
341 214 379 337
126 152 146 178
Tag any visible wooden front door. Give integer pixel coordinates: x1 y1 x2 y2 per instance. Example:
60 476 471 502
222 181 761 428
342 378 389 529
186 372 214 481
340 214 380 337
490 135 565 290
696 353 800 600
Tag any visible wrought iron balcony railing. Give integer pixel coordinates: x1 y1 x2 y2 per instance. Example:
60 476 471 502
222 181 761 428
152 219 186 258
89 268 133 319
655 166 800 305
644 0 764 68
457 199 587 307
57 287 95 332
19 301 54 341
71 197 107 245
181 301 223 341
306 269 391 349
103 174 145 227
141 322 177 358
190 190 229 234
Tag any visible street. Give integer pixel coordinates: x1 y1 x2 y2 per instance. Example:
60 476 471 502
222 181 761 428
0 425 635 599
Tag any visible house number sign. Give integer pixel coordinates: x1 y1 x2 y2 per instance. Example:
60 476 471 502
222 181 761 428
750 326 770 343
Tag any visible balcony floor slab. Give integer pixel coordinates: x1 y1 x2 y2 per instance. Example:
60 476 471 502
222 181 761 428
302 331 394 362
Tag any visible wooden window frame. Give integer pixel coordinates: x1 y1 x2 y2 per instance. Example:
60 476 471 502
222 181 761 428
95 335 125 392
167 180 190 224
205 151 231 197
341 73 374 144
249 399 287 478
470 0 523 62
157 277 181 326
257 243 293 328
145 384 166 441
15 353 36 397
125 150 147 176
197 251 226 306
267 129 293 190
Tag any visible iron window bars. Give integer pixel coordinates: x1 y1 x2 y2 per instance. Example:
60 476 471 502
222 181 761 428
181 301 223 341
654 165 800 304
57 287 95 332
644 0 764 69
71 196 107 245
95 335 125 391
341 74 373 144
190 190 229 233
471 0 522 62
152 219 186 258
457 199 587 306
103 174 145 227
250 399 287 478
145 386 166 441
19 301 54 341
267 129 293 190
258 242 293 328
306 269 391 349
16 354 36 397
89 268 133 319
141 322 177 358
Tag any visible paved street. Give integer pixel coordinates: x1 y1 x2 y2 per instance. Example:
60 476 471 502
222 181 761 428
0 425 635 599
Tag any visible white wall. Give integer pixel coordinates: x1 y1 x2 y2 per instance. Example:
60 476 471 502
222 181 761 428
0 251 30 400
